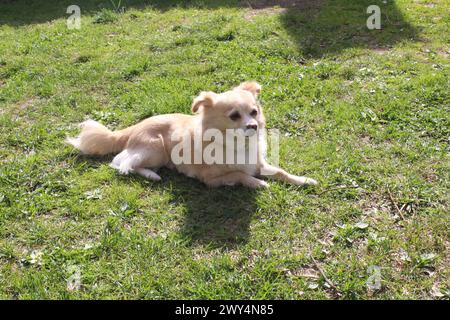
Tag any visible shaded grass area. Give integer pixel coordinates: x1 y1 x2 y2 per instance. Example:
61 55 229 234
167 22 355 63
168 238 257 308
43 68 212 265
0 0 418 57
0 0 449 299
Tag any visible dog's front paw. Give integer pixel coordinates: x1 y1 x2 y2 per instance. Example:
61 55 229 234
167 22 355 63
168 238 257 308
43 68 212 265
248 178 269 189
304 177 318 186
258 180 270 188
290 175 318 186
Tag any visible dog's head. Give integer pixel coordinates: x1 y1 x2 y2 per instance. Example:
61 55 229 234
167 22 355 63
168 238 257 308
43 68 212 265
192 81 266 135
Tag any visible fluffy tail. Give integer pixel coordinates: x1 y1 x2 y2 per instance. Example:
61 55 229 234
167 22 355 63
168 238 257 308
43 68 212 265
66 120 130 156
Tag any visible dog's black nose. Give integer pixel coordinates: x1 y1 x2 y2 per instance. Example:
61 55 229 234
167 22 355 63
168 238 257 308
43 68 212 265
246 124 257 130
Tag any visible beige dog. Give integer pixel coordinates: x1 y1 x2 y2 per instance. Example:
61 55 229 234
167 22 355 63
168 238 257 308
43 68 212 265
66 81 317 188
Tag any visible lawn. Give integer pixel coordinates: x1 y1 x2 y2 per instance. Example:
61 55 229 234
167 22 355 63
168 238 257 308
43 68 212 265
0 0 448 299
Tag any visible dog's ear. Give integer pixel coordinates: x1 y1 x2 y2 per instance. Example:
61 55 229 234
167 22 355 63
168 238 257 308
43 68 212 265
235 81 261 98
191 91 216 113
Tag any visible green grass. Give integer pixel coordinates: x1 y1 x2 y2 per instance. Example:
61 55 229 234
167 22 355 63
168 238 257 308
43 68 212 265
0 0 449 299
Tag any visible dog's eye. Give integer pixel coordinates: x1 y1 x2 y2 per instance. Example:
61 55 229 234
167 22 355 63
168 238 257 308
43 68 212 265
250 109 258 117
229 112 241 121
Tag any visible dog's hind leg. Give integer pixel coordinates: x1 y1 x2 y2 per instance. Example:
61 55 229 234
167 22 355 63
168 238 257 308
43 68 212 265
110 149 131 171
110 149 163 181
110 149 143 175
110 135 168 181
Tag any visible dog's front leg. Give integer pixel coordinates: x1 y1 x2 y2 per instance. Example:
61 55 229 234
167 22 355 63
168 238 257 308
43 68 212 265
259 163 317 186
205 171 269 189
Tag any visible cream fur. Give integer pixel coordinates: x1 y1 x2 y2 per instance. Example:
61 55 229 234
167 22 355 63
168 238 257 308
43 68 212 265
66 81 318 188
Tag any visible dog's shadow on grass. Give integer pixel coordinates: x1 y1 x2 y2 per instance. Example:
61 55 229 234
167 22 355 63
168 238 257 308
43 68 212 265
71 153 257 247
154 168 259 248
76 155 260 248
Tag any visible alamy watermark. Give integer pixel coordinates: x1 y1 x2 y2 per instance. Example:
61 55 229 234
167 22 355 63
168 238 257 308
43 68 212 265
67 5 81 30
170 128 279 171
367 265 382 291
68 3 384 31
367 5 381 30
66 264 81 292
